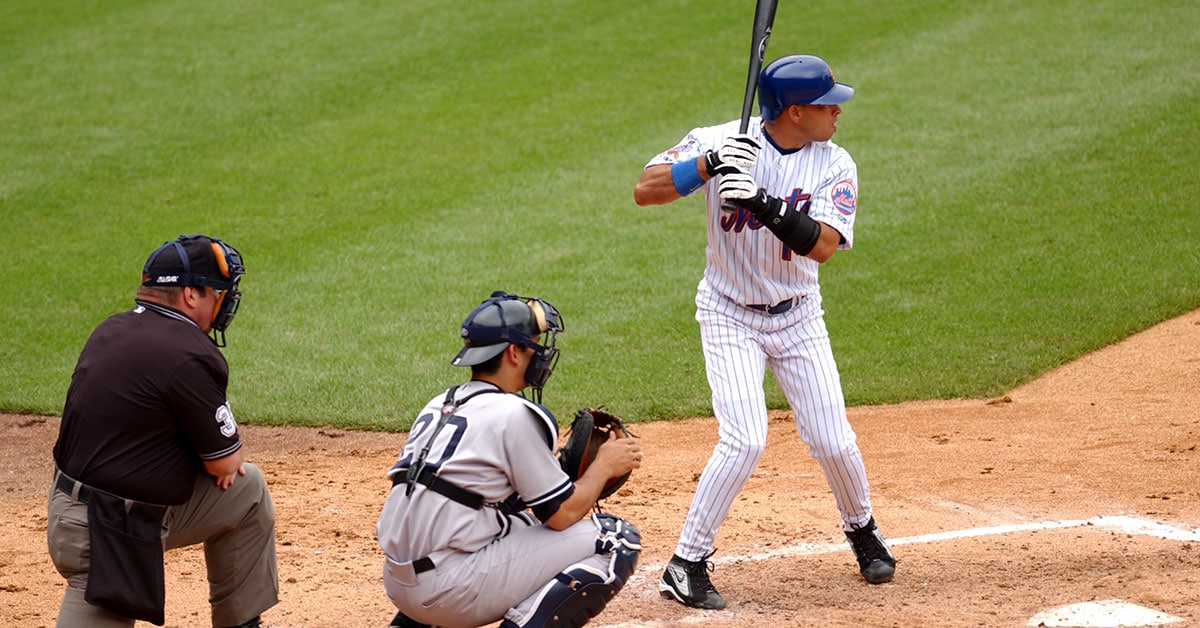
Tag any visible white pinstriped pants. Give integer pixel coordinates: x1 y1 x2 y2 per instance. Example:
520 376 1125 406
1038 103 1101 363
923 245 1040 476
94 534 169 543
675 284 874 562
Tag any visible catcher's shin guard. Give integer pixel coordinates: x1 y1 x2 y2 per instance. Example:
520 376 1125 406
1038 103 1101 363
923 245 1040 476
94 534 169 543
501 515 641 628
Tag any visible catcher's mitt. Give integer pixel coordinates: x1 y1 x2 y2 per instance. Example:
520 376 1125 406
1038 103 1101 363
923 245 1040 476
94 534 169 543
559 407 632 500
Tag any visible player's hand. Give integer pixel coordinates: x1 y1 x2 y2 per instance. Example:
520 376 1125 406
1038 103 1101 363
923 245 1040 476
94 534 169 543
214 463 246 490
704 134 761 176
717 168 762 201
718 170 776 217
594 429 642 478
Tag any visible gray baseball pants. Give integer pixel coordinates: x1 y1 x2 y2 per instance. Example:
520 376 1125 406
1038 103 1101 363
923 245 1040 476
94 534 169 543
46 463 278 627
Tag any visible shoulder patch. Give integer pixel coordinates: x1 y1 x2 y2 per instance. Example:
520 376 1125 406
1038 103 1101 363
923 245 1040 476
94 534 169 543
831 179 857 215
665 137 702 162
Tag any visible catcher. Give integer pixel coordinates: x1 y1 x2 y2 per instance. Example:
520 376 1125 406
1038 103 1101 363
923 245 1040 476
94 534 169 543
376 291 642 628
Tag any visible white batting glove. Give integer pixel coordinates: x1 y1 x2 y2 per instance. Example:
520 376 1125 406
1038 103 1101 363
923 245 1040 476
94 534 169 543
717 169 760 201
704 134 761 176
718 169 774 216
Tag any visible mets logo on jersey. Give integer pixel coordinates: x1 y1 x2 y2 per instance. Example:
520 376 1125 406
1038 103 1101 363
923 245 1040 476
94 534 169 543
831 180 857 216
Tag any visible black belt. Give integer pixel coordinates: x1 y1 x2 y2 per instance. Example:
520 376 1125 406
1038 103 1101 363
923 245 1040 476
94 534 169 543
412 556 435 574
745 297 800 315
55 469 94 504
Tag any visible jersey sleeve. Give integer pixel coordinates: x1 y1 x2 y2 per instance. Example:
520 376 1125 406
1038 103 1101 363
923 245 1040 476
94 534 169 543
504 402 572 515
644 123 731 169
806 149 859 249
166 354 243 461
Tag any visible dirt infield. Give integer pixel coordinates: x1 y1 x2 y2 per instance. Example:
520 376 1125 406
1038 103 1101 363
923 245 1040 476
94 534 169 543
3 309 1198 627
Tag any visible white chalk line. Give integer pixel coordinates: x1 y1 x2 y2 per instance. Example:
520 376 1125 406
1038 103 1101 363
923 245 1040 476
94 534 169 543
604 515 1200 627
636 514 1200 574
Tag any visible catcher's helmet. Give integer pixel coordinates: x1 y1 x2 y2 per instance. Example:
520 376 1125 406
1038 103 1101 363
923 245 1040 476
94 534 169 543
757 54 854 121
452 291 563 399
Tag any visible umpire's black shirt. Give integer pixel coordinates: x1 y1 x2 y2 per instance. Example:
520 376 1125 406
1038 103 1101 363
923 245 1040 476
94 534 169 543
53 300 243 505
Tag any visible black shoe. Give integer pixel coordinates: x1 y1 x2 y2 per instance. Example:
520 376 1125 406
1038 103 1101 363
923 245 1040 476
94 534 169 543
389 609 432 628
845 517 896 584
659 551 727 610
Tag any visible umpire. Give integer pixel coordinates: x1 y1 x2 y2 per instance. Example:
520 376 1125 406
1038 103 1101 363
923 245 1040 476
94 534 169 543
47 234 277 628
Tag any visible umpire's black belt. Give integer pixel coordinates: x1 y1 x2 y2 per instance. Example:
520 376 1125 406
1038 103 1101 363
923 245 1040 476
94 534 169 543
54 468 95 504
745 296 801 316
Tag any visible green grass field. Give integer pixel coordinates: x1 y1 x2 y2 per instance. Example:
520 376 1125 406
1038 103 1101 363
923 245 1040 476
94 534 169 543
2 0 1197 431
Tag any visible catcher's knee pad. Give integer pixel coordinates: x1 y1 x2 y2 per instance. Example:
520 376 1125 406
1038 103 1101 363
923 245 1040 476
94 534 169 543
502 517 641 628
501 563 620 628
592 513 641 585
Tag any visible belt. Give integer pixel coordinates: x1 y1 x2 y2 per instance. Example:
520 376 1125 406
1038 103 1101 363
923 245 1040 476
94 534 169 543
745 297 800 316
54 469 93 504
412 556 435 574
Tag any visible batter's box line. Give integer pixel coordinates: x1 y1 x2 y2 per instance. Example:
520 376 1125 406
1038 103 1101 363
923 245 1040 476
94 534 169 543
635 515 1200 574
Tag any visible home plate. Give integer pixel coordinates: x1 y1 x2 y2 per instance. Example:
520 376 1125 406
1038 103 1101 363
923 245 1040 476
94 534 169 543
1027 599 1183 627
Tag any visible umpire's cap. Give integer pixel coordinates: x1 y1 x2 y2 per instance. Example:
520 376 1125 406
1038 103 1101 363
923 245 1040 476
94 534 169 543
758 54 854 121
452 291 562 367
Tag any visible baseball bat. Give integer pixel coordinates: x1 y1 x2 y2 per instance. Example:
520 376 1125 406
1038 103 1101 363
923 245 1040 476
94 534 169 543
737 0 779 134
722 0 779 212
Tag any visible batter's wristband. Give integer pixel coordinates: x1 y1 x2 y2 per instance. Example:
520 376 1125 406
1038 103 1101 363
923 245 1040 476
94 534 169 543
670 157 705 197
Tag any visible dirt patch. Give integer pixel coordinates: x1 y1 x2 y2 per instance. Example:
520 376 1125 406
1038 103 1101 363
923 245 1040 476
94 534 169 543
3 310 1199 627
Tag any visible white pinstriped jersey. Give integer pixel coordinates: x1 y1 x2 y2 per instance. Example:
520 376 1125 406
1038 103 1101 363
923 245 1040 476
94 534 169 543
376 381 569 563
645 118 859 306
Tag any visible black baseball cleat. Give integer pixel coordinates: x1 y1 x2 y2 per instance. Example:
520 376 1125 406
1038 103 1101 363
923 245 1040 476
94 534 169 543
659 551 727 610
845 517 896 584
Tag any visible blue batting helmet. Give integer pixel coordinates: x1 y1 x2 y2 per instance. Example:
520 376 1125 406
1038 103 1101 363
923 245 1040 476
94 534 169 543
757 54 854 121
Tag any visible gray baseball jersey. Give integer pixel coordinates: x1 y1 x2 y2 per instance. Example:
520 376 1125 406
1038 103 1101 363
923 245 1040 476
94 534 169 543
377 380 569 561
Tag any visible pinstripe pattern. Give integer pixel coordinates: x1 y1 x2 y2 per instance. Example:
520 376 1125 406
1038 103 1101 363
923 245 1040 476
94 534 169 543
646 118 857 306
647 117 873 563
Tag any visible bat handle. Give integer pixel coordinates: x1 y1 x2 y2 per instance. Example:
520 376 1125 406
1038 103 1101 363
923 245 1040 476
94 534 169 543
720 199 739 213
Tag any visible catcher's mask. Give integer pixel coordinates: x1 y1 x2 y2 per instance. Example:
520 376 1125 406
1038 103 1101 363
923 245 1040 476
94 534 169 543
452 291 563 401
142 234 245 347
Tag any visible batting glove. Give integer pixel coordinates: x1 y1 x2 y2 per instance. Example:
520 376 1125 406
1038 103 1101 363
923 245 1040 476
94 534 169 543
704 134 761 176
718 169 777 217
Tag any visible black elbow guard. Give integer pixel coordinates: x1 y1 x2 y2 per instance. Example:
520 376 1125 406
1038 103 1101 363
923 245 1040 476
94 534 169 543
754 196 822 256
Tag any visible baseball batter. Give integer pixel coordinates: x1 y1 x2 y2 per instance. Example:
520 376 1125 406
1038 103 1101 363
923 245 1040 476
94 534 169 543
376 292 642 628
633 54 895 609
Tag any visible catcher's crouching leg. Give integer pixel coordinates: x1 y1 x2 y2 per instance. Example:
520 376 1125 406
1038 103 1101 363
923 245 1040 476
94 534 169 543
501 514 641 628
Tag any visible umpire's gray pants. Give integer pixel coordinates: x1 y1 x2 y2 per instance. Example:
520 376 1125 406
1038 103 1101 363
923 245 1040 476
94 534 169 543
46 464 278 628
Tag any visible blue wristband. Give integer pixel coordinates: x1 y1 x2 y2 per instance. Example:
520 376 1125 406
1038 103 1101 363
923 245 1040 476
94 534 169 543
671 157 705 197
